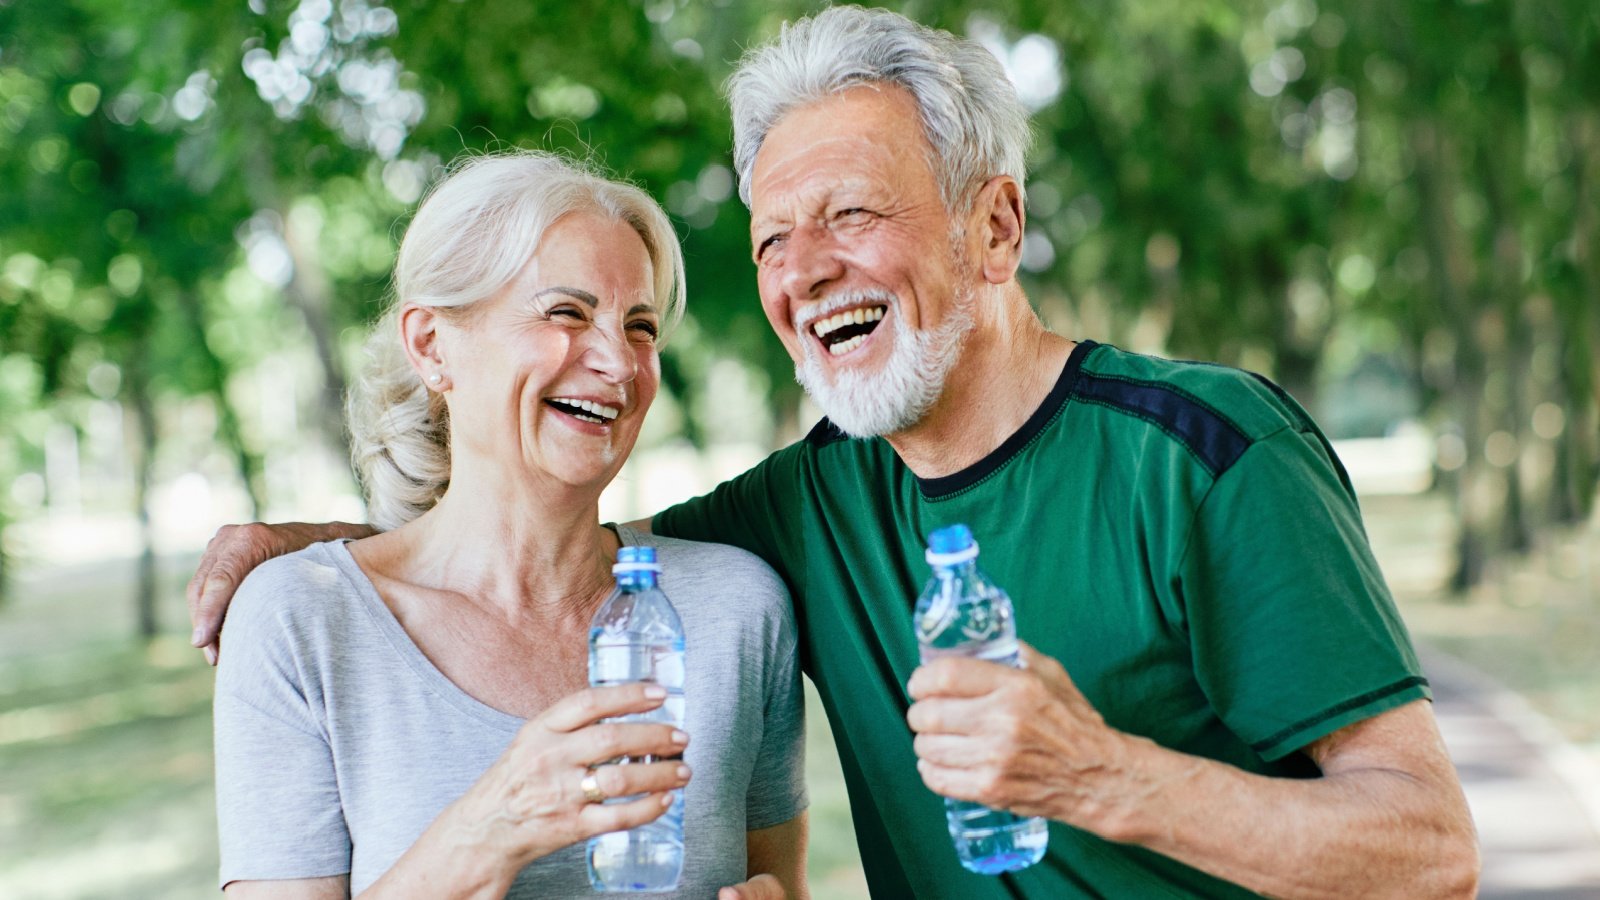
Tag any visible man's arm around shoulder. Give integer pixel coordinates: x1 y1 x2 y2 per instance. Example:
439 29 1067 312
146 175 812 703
189 521 376 665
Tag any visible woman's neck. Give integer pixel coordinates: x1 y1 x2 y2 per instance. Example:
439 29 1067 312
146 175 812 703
365 464 620 627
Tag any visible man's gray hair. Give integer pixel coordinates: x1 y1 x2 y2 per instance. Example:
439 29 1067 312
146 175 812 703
727 5 1031 211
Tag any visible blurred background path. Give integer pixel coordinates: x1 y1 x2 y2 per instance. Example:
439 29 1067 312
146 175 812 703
1427 649 1600 898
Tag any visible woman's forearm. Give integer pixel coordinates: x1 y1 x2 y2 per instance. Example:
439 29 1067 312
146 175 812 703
355 803 517 900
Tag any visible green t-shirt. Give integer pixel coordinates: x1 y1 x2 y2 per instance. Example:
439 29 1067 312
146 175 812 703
656 340 1427 898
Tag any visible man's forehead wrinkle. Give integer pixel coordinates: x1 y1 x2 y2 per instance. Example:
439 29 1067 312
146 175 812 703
753 131 876 193
753 154 901 219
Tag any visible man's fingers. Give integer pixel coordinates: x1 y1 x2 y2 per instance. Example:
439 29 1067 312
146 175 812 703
907 656 1017 700
192 571 239 648
906 695 991 736
187 523 264 650
912 732 990 768
718 873 786 900
539 684 671 733
916 758 986 805
185 555 218 644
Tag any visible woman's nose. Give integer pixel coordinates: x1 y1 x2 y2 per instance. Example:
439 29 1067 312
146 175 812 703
582 323 637 384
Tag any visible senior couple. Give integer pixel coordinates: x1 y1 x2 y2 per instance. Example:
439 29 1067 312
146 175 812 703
200 6 1479 899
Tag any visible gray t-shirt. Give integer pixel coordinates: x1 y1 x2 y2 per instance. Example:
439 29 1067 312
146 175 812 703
214 525 806 897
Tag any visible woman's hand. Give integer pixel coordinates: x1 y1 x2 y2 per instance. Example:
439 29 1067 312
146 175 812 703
366 682 691 898
449 681 692 867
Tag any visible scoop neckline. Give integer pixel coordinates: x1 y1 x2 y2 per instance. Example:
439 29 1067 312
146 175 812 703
322 526 648 731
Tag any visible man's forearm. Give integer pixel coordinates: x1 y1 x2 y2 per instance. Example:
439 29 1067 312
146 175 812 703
313 521 381 542
1077 706 1478 899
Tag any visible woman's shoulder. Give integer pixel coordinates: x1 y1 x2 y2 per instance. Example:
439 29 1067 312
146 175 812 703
229 540 366 637
620 528 791 615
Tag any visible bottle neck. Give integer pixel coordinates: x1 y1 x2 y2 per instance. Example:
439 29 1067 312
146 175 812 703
932 560 978 579
616 572 660 591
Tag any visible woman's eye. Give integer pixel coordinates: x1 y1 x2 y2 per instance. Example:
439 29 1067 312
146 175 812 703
629 321 660 341
550 307 586 322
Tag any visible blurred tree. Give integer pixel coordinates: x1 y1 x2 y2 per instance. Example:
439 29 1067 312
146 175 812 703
0 0 313 624
1282 0 1600 588
0 0 1594 622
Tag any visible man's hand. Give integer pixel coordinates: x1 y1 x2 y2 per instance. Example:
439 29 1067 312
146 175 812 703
718 874 786 900
187 521 375 664
910 643 1479 898
906 640 1132 828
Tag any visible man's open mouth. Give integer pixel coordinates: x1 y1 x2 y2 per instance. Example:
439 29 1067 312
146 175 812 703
811 305 887 356
544 397 620 425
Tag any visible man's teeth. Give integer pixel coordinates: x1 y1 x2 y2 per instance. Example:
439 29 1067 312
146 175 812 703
828 334 867 356
549 398 619 422
811 306 885 338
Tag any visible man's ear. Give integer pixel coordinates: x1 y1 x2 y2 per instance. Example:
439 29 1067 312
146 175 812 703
399 303 448 389
972 175 1025 286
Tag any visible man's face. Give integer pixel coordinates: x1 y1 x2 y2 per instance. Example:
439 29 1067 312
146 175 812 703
748 85 978 437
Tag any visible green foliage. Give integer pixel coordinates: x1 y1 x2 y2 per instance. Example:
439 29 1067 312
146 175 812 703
0 0 1595 593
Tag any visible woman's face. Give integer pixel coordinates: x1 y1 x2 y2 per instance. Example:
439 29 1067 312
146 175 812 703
439 212 662 492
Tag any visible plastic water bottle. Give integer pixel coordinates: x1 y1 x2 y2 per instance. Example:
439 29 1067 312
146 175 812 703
586 545 686 892
915 524 1048 875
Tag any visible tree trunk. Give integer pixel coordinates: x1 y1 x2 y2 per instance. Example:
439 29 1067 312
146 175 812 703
128 345 160 641
282 215 350 449
0 516 9 609
1563 112 1600 524
237 132 350 455
1411 121 1494 594
1477 133 1534 554
175 290 266 518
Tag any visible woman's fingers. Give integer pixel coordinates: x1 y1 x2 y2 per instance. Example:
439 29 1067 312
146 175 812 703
587 760 692 802
578 791 678 836
540 683 670 733
571 723 689 767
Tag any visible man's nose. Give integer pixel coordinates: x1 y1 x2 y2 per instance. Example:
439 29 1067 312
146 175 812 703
778 226 847 302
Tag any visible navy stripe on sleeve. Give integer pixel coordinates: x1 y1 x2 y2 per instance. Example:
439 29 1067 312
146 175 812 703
1072 373 1253 477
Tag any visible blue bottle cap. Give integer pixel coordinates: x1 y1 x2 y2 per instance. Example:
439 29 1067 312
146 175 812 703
613 545 662 574
927 524 974 554
925 524 979 566
617 545 657 564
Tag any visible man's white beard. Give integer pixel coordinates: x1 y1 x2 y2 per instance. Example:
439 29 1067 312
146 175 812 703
794 286 976 438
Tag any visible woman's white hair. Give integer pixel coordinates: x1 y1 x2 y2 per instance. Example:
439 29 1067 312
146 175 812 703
727 5 1031 211
347 150 686 531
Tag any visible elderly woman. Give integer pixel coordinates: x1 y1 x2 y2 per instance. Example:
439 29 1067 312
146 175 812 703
212 152 808 898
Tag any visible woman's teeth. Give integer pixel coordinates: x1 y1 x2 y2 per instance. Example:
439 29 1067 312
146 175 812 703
547 398 619 423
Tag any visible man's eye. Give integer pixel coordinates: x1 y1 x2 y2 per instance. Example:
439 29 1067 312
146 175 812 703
757 233 787 260
836 207 873 222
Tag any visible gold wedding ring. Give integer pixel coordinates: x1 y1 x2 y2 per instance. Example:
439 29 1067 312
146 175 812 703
581 771 607 804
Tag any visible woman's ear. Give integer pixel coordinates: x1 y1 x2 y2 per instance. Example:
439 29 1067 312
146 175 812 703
399 303 449 390
971 175 1025 286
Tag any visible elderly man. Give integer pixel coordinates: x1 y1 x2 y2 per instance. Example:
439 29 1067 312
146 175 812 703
191 6 1478 898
